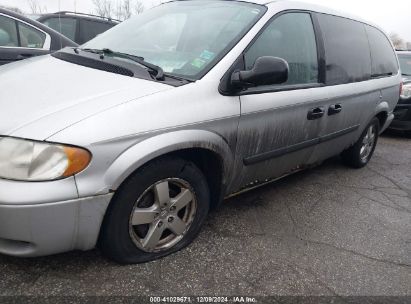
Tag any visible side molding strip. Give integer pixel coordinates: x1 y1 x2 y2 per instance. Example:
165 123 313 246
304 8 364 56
243 125 360 166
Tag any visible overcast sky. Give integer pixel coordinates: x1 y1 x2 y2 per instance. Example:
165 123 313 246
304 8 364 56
1 0 410 42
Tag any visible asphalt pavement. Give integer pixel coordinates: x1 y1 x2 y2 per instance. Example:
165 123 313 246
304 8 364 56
0 133 410 298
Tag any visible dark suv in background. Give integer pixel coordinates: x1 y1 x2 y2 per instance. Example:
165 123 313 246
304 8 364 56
0 8 77 65
389 51 411 135
37 12 119 45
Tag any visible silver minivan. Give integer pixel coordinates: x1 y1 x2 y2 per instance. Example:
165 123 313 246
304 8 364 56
0 0 400 263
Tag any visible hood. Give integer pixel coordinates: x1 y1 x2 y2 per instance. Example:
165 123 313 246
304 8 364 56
0 55 172 140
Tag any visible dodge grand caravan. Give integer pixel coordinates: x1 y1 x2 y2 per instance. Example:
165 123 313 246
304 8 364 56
0 0 400 264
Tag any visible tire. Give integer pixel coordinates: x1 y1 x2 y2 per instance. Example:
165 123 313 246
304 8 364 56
341 117 380 168
99 157 210 264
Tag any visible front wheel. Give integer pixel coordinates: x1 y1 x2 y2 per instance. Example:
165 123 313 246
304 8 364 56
341 118 380 168
99 157 210 264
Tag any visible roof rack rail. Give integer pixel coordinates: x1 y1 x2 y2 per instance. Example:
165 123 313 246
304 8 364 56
53 11 121 23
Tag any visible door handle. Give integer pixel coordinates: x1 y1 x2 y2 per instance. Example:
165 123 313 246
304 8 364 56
307 107 325 120
328 104 342 116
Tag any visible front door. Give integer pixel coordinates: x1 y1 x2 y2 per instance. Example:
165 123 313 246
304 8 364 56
232 12 327 190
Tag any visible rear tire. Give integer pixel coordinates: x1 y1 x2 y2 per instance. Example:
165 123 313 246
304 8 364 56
99 157 210 264
341 118 380 168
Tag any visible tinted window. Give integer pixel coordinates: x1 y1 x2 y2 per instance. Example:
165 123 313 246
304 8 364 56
43 17 77 41
244 13 319 85
398 54 411 76
80 20 113 44
0 15 18 47
365 25 399 77
317 14 371 85
18 22 46 48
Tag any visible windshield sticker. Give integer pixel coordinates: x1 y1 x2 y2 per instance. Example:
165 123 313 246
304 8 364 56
191 58 207 69
199 50 215 61
150 60 186 73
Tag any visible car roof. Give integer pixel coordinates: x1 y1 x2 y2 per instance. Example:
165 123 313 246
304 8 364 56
0 7 47 25
397 51 411 55
37 11 120 24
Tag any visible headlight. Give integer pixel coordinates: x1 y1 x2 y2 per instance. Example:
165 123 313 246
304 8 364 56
0 137 91 181
400 83 411 100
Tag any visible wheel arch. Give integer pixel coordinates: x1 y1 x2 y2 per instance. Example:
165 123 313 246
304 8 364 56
374 101 390 133
104 130 234 209
375 111 388 129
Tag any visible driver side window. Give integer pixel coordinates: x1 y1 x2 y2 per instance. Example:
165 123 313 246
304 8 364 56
0 15 18 47
244 12 319 86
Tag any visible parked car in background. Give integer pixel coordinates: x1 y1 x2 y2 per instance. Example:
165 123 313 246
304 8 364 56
397 51 411 82
26 14 42 20
0 8 77 65
389 51 411 135
0 0 400 264
37 12 119 45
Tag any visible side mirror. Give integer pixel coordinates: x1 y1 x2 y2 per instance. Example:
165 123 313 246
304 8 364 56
231 56 289 88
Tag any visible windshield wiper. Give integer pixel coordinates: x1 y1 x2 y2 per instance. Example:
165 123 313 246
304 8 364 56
80 48 164 80
162 72 194 83
402 73 411 76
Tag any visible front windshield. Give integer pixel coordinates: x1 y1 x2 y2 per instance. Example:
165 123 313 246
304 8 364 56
83 0 265 80
398 54 411 76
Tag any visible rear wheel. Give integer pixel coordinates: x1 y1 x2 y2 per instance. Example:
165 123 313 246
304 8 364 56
341 118 380 168
99 157 210 264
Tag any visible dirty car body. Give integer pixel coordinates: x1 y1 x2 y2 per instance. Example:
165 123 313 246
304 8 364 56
0 0 400 263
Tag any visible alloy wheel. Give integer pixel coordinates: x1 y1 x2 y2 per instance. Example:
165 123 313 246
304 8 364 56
360 124 377 162
129 178 197 253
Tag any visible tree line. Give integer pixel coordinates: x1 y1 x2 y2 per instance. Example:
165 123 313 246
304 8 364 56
0 0 147 21
389 33 411 51
92 0 145 21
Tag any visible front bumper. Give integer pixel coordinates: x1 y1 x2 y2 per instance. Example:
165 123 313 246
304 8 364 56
0 178 113 257
389 103 411 131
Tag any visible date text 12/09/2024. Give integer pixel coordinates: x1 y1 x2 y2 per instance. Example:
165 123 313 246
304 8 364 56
150 297 258 303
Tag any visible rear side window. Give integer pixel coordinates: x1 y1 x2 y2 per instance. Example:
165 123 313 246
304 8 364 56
317 14 371 85
244 13 319 86
42 17 77 41
79 20 113 44
18 22 46 48
0 15 18 47
365 25 398 77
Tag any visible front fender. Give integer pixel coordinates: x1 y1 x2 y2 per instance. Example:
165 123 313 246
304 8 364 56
104 129 234 191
